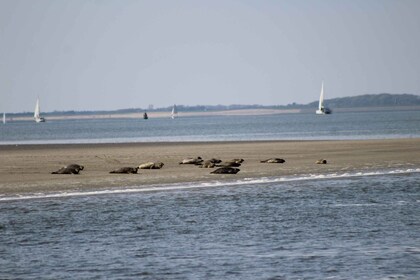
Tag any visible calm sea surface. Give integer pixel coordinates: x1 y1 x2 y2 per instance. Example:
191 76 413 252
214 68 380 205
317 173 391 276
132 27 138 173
1 110 419 144
1 173 419 279
1 110 419 279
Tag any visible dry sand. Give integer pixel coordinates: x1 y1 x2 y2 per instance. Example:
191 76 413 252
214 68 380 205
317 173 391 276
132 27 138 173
0 139 419 195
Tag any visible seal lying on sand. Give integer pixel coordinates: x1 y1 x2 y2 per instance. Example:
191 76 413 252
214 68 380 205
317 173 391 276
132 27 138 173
217 162 241 167
109 167 139 174
179 157 203 165
51 164 84 174
260 158 286 163
138 162 164 169
316 159 327 164
208 158 222 164
211 167 240 174
199 160 216 168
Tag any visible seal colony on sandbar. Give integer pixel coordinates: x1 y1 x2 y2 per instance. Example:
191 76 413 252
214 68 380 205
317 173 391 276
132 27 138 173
49 156 323 176
2 139 419 196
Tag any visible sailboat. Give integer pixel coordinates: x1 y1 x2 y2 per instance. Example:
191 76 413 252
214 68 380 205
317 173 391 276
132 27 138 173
315 82 331 115
143 112 148 119
2 113 5 124
34 97 46 123
171 104 178 119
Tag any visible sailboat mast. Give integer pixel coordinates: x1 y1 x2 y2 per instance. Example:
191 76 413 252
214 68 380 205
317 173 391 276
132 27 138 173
319 82 324 110
34 98 40 119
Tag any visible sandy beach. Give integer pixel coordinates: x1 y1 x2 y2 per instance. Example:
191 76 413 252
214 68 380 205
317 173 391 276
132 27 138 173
0 138 419 195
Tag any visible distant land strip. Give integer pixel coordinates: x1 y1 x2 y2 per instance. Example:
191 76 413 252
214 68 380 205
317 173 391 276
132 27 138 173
5 93 420 120
6 106 420 122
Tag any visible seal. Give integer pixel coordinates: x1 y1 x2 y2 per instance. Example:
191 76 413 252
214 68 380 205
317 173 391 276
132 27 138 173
51 163 84 174
109 167 139 174
208 158 222 164
179 157 203 165
217 161 241 167
260 158 286 163
199 160 216 168
65 164 84 170
210 167 240 174
315 159 327 164
138 162 164 169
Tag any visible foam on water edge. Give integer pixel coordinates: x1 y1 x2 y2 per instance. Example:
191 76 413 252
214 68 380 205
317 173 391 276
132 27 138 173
1 168 419 202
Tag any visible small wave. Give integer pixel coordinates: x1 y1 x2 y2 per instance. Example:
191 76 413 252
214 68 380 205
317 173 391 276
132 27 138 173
1 168 419 202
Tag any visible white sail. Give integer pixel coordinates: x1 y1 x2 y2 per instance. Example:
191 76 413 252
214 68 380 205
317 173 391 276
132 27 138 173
34 97 45 122
318 81 324 111
171 104 178 119
316 81 331 114
34 98 40 119
2 113 5 124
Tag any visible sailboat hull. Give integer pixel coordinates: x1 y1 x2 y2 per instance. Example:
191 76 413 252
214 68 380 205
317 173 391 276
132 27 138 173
316 108 331 115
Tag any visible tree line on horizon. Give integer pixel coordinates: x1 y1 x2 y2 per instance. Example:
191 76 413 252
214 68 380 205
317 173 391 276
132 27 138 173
8 93 420 117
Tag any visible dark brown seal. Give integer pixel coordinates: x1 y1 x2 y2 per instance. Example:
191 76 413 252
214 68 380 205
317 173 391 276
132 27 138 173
210 167 240 174
208 158 222 164
217 161 241 167
51 164 84 174
109 167 139 174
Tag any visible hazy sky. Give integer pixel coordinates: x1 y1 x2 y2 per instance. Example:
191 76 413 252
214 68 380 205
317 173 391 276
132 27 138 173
1 0 419 112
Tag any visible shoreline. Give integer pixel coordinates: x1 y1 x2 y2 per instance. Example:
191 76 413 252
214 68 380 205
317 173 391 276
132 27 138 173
5 106 420 122
3 168 419 201
0 139 419 196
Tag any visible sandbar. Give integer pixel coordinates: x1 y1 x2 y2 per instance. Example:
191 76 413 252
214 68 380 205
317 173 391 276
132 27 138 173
0 139 419 196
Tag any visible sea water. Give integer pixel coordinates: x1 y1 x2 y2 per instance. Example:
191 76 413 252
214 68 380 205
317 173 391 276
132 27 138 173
0 172 419 279
0 110 419 144
1 110 419 278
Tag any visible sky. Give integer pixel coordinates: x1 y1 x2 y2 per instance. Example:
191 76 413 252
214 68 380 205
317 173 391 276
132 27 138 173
1 0 419 113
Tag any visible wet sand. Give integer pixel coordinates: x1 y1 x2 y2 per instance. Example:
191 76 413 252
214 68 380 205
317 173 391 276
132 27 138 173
0 139 419 195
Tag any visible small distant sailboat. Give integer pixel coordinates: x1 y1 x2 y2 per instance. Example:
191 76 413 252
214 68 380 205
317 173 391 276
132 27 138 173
2 112 5 124
34 97 46 123
171 104 178 119
316 82 331 115
143 112 148 119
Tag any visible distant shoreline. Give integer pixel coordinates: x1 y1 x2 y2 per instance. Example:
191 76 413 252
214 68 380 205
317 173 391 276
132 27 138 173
5 106 420 122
